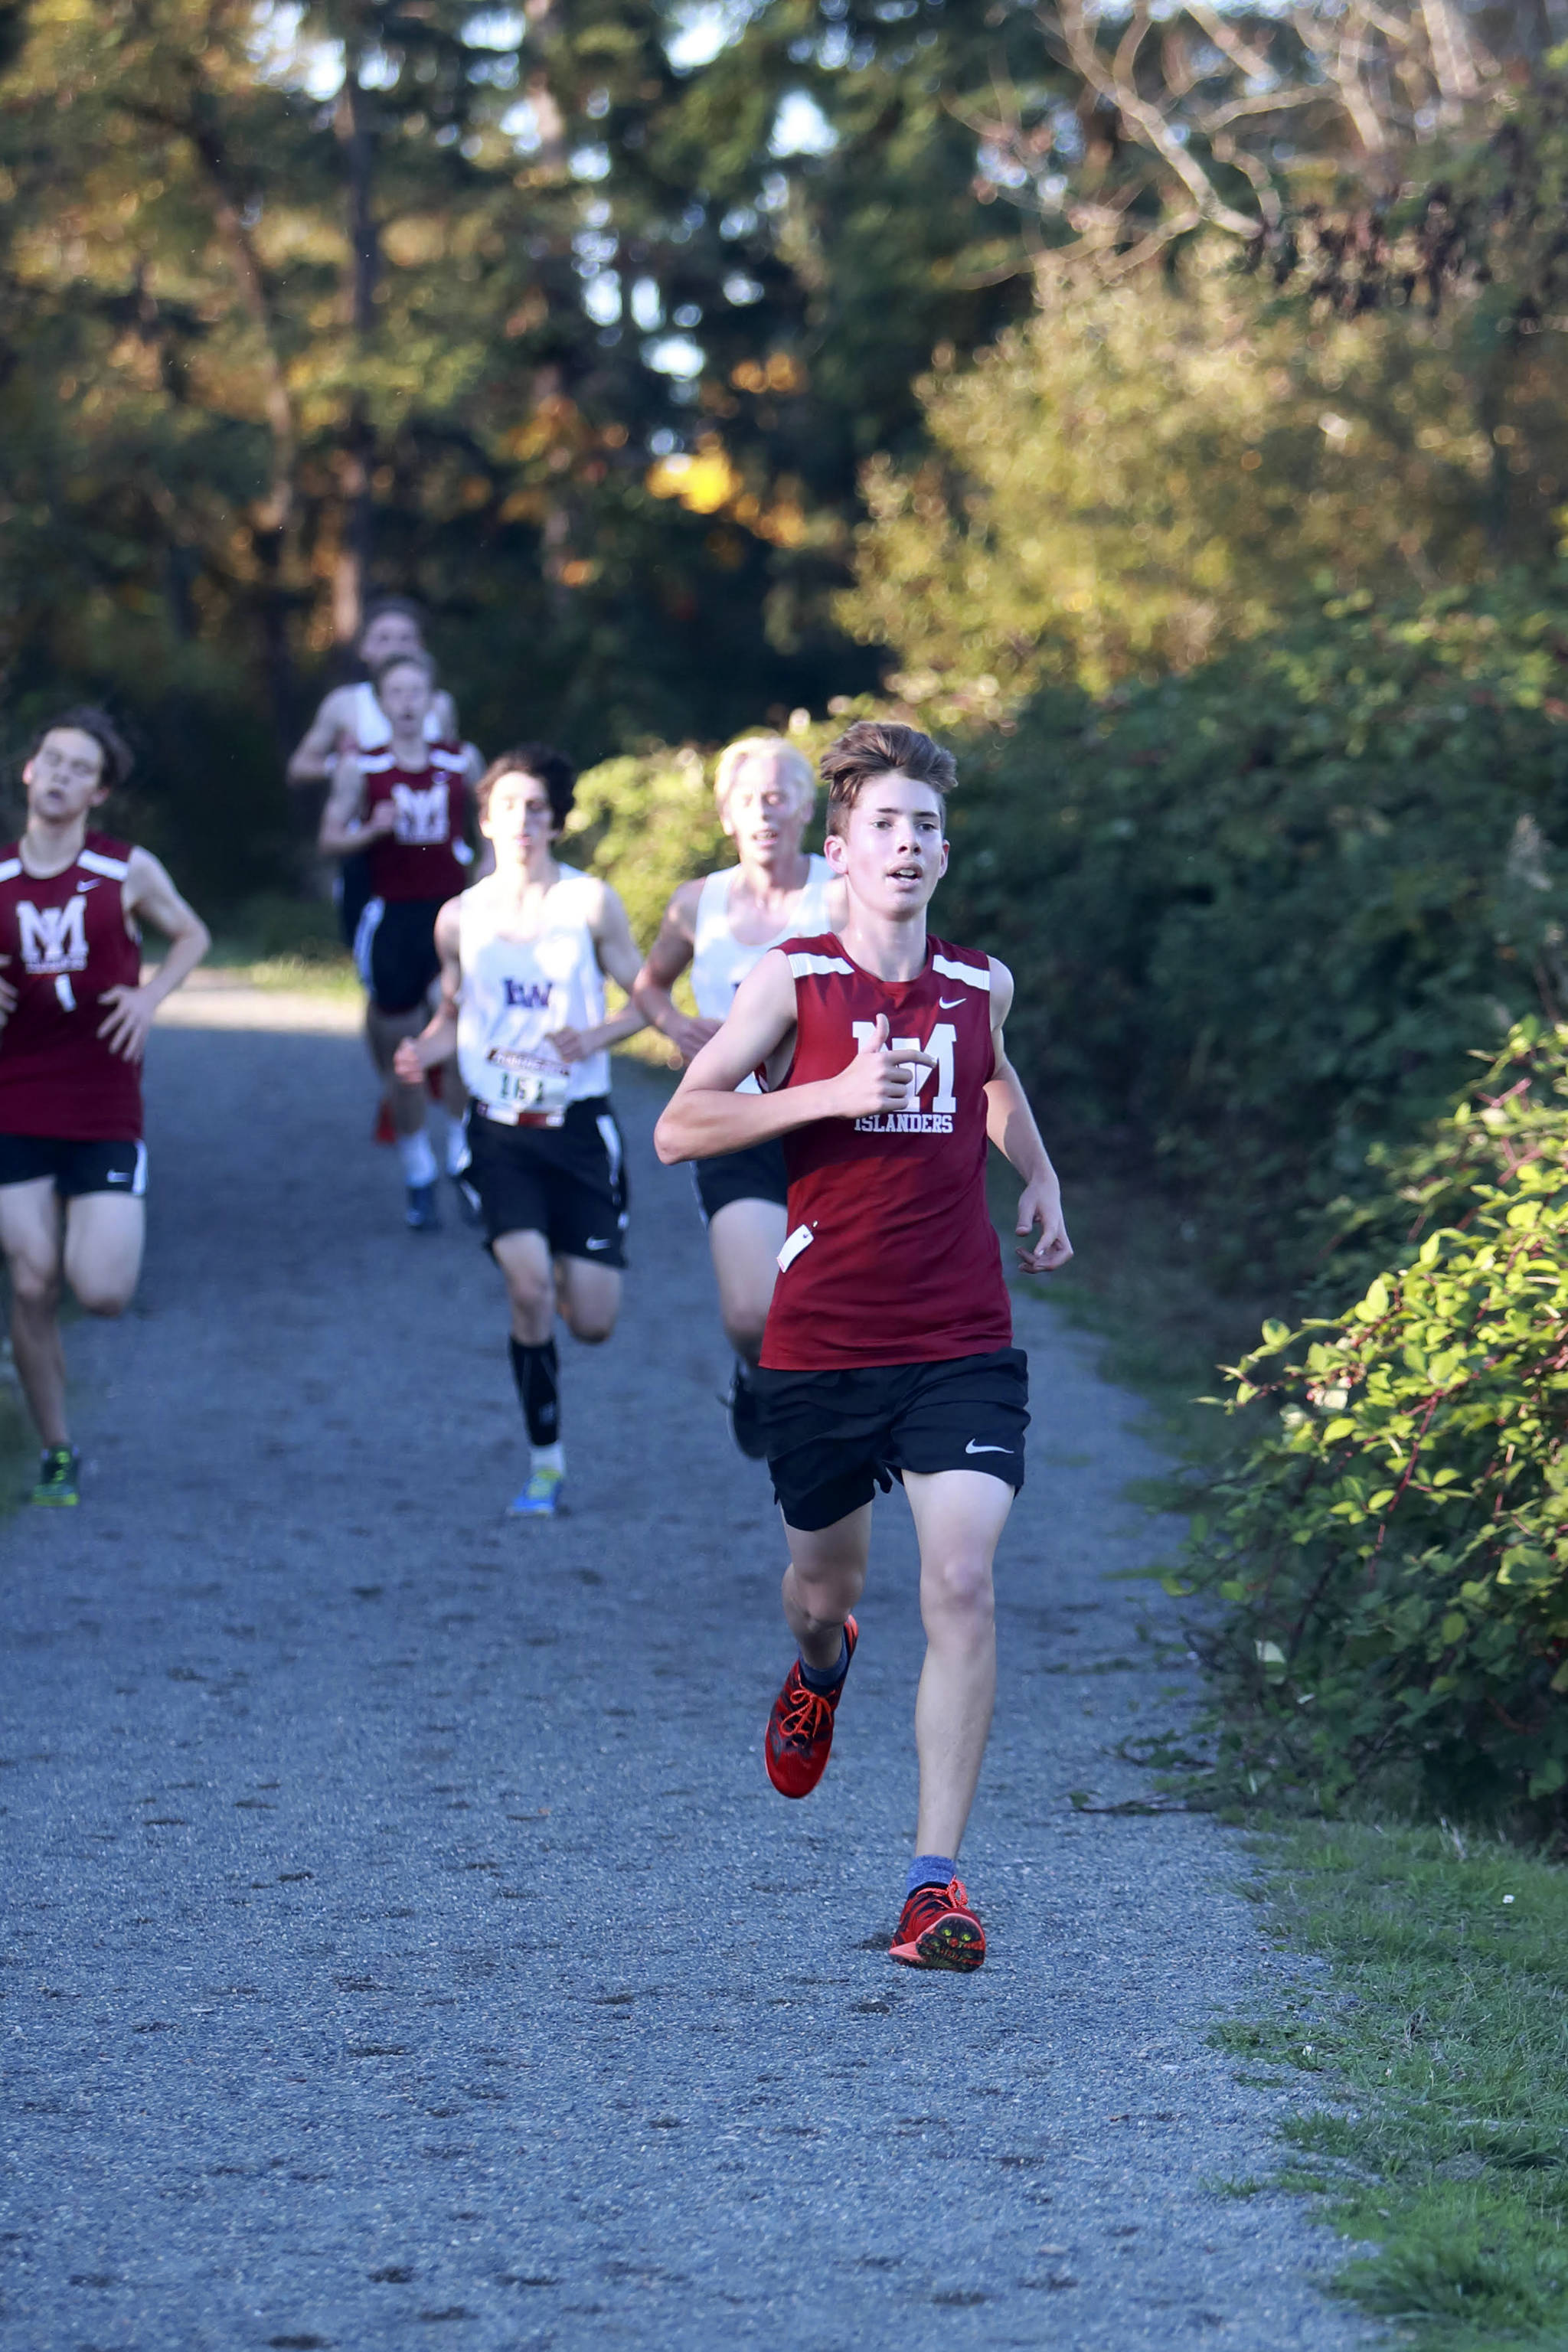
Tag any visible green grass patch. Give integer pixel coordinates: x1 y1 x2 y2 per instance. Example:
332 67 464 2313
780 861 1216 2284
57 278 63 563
0 1358 33 1514
1023 1168 1568 2344
1227 1822 1568 2347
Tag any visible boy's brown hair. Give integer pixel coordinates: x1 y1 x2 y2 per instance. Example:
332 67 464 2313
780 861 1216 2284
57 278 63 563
27 707 134 794
372 648 436 691
819 719 956 838
475 743 577 830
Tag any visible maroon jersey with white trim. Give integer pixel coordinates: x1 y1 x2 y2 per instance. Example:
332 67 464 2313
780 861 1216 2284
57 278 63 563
759 932 1012 1370
0 832 143 1140
363 744 469 902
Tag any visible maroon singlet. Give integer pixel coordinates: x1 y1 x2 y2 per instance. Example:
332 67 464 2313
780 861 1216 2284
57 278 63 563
361 744 470 902
0 831 143 1140
759 931 1012 1371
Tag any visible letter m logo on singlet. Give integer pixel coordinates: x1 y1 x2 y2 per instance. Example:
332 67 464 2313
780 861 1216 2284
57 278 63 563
851 1020 958 1116
390 781 450 844
17 897 88 974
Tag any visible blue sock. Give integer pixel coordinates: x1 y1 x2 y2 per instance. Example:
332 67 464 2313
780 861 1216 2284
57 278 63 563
907 1853 956 1898
799 1634 848 1694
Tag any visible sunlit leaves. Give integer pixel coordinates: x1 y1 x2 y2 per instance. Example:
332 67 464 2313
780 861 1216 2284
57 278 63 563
1188 1023 1568 1819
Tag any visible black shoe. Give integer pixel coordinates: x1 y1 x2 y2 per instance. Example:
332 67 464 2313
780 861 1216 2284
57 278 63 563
727 1364 769 1461
31 1446 80 1506
406 1181 440 1232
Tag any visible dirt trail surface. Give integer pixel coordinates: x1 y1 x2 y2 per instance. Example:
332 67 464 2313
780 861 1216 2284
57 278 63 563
1 999 1372 2351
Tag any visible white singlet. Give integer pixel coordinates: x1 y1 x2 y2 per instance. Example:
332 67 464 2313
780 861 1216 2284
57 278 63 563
349 681 445 752
691 857 835 1015
690 856 835 1098
458 865 609 1123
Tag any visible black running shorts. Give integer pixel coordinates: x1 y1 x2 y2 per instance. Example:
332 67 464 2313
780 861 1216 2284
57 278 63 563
0 1135 147 1199
335 851 374 954
463 1097 629 1267
751 1347 1029 1531
356 896 444 1016
693 1138 789 1224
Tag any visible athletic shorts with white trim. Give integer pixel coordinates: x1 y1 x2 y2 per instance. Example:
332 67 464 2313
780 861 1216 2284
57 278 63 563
354 896 444 1015
692 1138 789 1225
0 1135 148 1199
751 1346 1028 1532
335 851 374 953
463 1096 628 1266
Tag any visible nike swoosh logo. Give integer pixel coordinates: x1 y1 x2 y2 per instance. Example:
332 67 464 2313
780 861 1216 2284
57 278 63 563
965 1439 1011 1455
584 1236 611 1250
939 995 965 1009
76 880 100 893
106 1171 131 1184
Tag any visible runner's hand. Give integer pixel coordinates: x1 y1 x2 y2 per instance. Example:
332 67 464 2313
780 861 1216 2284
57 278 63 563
361 801 398 838
391 1037 426 1085
667 1012 721 1063
830 1014 936 1119
96 983 158 1063
1015 1177 1073 1274
547 1025 601 1066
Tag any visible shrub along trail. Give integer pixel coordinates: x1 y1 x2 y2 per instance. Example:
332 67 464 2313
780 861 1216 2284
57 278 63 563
0 1001 1372 2350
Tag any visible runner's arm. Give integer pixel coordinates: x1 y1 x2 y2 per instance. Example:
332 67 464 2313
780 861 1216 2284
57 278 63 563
318 753 391 854
97 851 211 1063
654 954 935 1163
630 880 719 1063
286 688 351 786
394 900 462 1081
549 883 647 1064
983 958 1071 1274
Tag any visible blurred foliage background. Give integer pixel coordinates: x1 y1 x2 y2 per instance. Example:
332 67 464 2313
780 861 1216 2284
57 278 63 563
5 0 1568 1279
5 0 1568 1816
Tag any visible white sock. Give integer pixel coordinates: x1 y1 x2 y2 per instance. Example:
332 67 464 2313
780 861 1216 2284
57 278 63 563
397 1129 438 1187
531 1442 564 1478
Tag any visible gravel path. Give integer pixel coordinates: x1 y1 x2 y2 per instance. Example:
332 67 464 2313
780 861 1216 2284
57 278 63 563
0 1001 1374 2350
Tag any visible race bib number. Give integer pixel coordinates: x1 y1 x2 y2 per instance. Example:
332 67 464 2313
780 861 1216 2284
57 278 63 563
491 1058 569 1115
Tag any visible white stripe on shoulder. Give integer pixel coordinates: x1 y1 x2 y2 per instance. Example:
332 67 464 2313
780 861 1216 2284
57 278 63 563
359 749 394 773
78 849 131 880
788 951 854 979
931 953 990 990
0 859 20 883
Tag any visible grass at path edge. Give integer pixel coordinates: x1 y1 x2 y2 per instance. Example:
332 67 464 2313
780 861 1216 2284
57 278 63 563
1024 1170 1568 2350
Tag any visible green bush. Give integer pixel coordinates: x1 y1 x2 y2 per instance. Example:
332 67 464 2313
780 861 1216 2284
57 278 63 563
560 745 729 952
933 583 1568 1276
1182 1022 1568 1821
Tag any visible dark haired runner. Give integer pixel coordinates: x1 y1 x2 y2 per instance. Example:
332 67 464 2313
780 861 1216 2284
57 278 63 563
655 719 1070 1968
318 652 475 1230
287 602 472 1145
395 748 645 1517
0 711 210 1504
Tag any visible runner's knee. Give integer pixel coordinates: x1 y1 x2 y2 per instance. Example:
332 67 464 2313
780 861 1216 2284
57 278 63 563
74 1280 131 1320
921 1550 995 1626
8 1258 59 1313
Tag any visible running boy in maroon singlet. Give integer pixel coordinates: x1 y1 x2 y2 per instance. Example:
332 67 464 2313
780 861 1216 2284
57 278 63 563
0 709 211 1505
656 720 1070 1970
319 649 474 1230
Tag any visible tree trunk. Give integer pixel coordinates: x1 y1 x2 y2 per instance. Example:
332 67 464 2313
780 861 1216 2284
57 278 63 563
334 37 380 649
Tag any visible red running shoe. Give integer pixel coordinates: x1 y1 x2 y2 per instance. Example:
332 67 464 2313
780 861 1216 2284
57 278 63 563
372 1096 396 1146
889 1878 986 1972
764 1615 858 1798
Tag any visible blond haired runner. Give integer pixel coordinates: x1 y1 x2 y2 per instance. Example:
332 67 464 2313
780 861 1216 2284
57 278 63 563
634 734 844 1459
